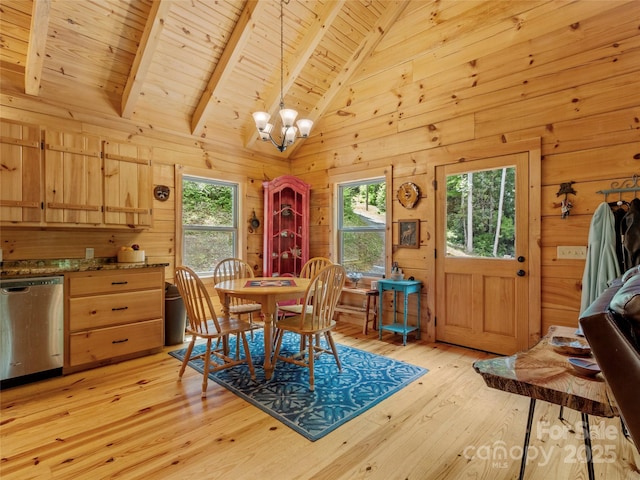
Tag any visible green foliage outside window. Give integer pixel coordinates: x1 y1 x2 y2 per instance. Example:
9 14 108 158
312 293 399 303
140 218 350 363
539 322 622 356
183 181 233 225
182 178 236 274
339 181 386 276
446 167 516 258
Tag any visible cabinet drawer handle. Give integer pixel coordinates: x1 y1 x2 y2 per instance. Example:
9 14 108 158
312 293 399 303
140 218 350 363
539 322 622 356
112 338 129 344
111 281 128 285
112 306 129 311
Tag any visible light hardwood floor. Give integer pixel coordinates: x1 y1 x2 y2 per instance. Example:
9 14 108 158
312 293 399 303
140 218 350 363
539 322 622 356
2 323 638 480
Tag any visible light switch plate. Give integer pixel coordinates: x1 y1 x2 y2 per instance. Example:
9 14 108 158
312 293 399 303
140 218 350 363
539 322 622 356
85 247 94 259
557 245 587 259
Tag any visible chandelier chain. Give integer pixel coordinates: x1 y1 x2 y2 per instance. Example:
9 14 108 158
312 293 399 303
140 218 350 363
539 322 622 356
280 0 284 109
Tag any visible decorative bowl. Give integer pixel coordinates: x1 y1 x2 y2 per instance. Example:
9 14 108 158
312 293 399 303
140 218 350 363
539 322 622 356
390 273 404 281
568 357 600 377
549 336 591 356
117 250 145 263
347 272 363 287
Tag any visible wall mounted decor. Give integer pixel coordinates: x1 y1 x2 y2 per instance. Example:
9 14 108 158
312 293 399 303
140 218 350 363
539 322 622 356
398 219 420 248
555 181 576 219
250 210 260 228
397 182 420 209
154 185 170 201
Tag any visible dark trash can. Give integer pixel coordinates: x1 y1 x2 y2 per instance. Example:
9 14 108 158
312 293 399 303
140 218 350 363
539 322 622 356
165 282 187 345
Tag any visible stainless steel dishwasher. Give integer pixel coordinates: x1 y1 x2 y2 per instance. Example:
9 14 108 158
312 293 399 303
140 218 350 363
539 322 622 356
1 276 64 386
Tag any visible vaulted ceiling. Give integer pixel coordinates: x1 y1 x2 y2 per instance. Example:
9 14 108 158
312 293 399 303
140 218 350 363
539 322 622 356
0 0 407 158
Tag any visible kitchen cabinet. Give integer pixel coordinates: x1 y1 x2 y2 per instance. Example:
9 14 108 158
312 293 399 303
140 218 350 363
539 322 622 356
65 267 164 372
103 141 153 228
0 119 43 225
2 126 153 229
263 175 310 276
44 129 103 225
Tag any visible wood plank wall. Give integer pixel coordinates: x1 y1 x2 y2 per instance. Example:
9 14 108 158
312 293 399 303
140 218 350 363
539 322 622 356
291 0 640 339
0 109 289 285
1 0 639 344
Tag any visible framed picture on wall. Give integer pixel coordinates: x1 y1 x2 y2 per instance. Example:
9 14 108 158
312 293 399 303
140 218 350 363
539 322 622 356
398 219 419 249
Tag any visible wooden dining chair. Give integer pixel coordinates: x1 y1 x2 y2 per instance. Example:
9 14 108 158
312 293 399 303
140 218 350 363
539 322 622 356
273 264 346 391
213 258 263 337
277 257 333 318
175 266 255 398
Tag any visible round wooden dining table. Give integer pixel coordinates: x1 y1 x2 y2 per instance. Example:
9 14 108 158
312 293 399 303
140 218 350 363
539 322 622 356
215 277 311 379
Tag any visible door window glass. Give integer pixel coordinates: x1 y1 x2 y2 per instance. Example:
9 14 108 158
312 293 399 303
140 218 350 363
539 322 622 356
445 167 516 258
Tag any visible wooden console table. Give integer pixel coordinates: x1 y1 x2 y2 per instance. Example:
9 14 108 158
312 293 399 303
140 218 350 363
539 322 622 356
377 279 422 345
473 325 618 480
334 286 379 334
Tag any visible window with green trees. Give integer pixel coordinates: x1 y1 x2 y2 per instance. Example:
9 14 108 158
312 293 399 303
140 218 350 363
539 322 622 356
338 179 386 276
182 176 237 275
446 166 516 258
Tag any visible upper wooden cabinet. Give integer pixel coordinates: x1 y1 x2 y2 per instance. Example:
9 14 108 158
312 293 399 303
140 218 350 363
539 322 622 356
263 175 310 276
0 120 43 224
44 129 103 225
103 141 153 228
1 121 153 229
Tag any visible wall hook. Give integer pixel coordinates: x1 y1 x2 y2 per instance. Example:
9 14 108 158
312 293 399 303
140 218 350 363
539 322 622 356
555 181 577 219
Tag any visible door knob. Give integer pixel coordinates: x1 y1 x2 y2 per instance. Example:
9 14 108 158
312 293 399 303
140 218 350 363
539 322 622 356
517 269 526 277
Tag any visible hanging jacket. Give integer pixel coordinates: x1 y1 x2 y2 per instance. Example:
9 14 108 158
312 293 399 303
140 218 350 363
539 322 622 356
613 206 626 271
622 198 640 270
580 202 621 313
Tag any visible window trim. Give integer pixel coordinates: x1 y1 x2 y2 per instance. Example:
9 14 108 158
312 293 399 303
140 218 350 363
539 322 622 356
329 165 392 277
175 165 246 276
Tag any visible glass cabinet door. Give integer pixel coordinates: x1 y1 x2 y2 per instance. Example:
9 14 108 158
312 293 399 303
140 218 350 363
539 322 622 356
263 175 310 276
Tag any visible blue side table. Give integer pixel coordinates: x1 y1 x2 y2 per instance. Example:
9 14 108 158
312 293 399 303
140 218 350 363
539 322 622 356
378 279 422 345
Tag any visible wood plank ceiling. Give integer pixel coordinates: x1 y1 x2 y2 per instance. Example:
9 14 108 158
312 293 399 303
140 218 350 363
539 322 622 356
0 0 407 158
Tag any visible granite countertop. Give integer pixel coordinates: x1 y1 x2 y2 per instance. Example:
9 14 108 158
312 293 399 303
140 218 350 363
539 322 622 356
1 258 170 278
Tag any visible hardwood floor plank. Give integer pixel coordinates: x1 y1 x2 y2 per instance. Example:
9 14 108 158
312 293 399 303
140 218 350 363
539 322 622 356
2 323 638 479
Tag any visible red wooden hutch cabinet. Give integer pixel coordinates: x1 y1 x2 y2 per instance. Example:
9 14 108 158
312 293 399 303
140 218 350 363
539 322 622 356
263 175 310 276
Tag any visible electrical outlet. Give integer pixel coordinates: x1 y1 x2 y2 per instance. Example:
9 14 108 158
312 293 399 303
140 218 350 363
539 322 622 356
85 247 94 260
557 246 587 259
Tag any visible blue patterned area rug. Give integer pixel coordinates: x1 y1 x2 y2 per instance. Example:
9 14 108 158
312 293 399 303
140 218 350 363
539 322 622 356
169 331 428 441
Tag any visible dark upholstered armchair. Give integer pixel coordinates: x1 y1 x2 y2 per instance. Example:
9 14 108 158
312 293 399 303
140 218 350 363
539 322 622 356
579 267 640 451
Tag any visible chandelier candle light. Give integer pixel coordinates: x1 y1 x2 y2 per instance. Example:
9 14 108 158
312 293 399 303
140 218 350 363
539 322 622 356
252 0 313 152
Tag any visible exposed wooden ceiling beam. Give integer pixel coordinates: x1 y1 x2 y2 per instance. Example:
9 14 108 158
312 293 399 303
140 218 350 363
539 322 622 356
190 0 265 136
243 0 346 151
287 0 410 158
25 0 51 96
121 0 172 119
